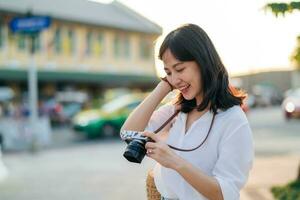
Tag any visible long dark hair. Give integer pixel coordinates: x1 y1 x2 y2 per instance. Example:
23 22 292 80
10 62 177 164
159 24 246 114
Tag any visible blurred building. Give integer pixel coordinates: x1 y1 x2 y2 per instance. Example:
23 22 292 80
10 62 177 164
230 70 300 107
0 0 162 99
233 70 295 94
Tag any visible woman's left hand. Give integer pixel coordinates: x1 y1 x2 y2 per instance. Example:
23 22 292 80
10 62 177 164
142 131 181 169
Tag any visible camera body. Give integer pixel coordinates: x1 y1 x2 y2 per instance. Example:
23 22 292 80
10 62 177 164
120 130 152 163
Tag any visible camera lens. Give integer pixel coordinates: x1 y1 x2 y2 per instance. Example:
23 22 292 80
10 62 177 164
123 139 147 163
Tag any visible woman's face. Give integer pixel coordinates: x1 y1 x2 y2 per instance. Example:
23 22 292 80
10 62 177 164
162 49 203 104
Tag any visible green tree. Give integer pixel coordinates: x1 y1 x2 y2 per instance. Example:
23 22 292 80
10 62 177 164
265 1 300 70
291 36 300 70
265 2 300 199
264 2 300 17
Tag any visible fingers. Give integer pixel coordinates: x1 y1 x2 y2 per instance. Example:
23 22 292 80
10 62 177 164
145 138 166 156
141 131 159 142
145 141 156 149
146 149 155 155
141 131 170 159
160 77 173 91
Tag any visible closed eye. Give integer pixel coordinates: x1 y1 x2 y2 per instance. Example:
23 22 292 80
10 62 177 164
177 68 184 72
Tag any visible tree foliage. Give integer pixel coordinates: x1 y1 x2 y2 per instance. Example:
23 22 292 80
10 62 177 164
265 1 300 69
264 1 300 17
291 36 300 70
265 3 300 198
271 179 300 200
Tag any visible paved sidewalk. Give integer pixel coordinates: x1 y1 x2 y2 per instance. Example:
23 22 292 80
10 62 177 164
0 149 8 183
241 154 300 200
0 161 8 182
0 143 299 200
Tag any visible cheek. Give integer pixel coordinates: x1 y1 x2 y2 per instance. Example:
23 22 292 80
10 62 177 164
186 69 200 83
191 73 202 89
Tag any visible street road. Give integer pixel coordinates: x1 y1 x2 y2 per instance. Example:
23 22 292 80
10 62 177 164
0 106 299 200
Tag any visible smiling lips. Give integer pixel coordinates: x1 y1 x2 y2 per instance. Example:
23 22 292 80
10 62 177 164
178 85 190 93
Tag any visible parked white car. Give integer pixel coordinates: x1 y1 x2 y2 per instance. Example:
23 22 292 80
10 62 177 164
252 84 283 107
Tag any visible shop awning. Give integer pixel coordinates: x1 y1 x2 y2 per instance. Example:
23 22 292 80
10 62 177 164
0 68 159 88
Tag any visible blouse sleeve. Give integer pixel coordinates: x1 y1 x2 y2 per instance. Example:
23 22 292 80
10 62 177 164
212 122 254 200
144 104 175 133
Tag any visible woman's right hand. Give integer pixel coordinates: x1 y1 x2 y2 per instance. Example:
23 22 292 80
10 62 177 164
159 77 173 93
143 131 181 169
121 77 174 132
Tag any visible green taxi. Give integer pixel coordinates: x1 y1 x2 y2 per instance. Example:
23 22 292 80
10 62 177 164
72 93 146 138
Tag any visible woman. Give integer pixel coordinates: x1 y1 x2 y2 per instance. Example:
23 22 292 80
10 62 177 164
121 24 253 200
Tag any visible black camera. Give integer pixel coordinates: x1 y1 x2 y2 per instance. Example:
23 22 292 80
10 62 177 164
120 130 152 163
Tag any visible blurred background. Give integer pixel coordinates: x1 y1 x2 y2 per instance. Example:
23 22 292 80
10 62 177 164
0 0 299 199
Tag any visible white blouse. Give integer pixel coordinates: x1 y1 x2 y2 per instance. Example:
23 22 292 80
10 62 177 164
145 104 254 200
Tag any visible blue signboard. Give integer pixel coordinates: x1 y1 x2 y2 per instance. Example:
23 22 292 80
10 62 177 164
9 16 51 33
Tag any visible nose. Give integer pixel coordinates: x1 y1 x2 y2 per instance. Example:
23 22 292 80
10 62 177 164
169 73 182 88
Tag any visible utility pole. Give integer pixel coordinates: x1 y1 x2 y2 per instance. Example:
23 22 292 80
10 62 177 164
9 14 51 152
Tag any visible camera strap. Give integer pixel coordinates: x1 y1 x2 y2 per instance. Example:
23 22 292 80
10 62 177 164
154 109 216 152
119 110 181 143
153 109 180 133
120 107 216 152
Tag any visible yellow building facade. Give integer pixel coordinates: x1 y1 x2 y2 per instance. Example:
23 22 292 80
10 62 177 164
0 0 162 96
1 21 158 74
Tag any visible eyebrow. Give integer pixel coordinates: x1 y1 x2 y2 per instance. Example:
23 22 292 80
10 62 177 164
164 62 184 70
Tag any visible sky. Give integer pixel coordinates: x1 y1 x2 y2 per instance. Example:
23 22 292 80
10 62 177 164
97 0 300 76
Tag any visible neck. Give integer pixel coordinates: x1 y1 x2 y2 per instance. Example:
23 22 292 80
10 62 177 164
195 94 203 105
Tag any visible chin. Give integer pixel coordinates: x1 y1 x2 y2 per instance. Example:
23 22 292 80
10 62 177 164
182 93 195 100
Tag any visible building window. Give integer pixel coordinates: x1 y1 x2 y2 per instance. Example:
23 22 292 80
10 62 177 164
54 27 61 53
124 36 130 58
17 34 26 51
34 34 40 52
114 35 121 57
86 31 92 55
0 23 4 48
16 34 39 52
140 38 152 60
63 29 75 55
113 34 131 58
93 33 104 57
68 29 75 54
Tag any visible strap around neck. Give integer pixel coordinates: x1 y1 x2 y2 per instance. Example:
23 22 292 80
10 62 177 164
154 109 180 133
152 107 216 152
